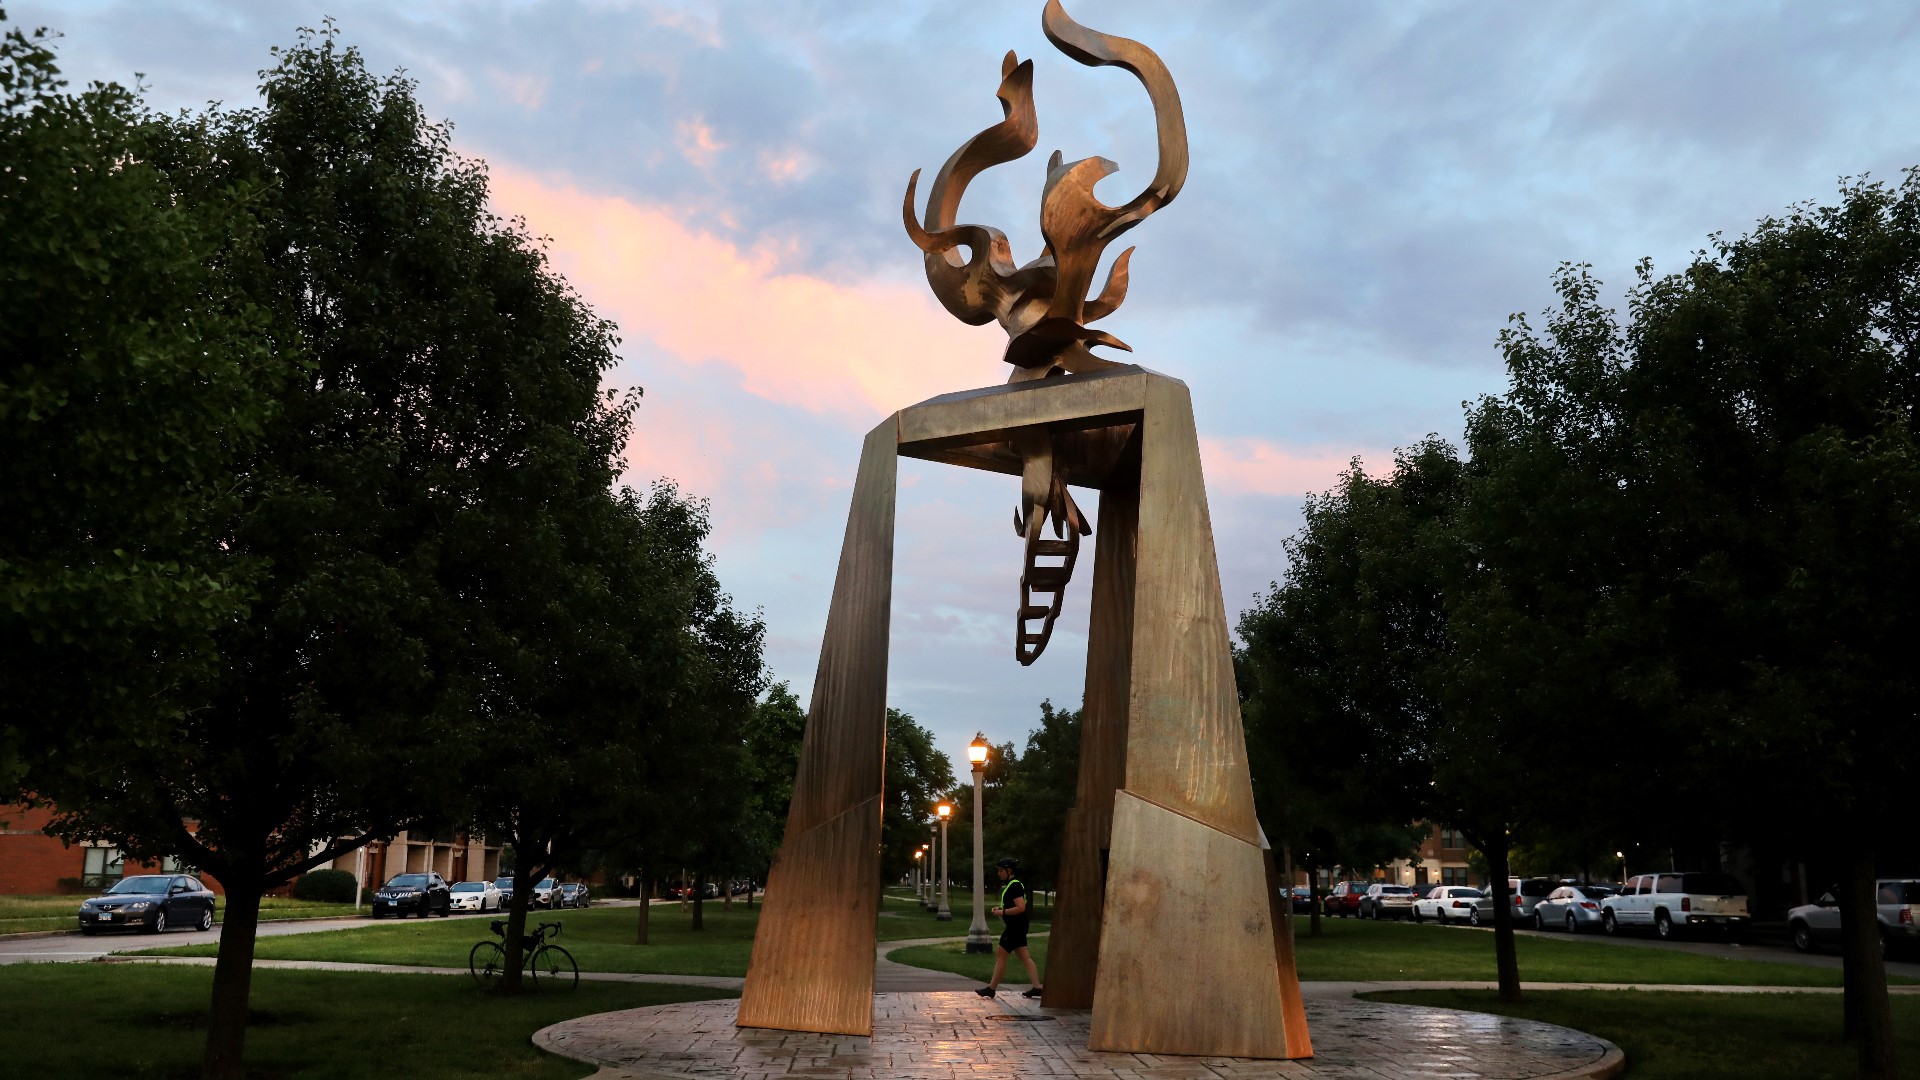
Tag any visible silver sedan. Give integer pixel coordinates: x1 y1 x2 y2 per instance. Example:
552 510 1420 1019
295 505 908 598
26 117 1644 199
1531 884 1617 933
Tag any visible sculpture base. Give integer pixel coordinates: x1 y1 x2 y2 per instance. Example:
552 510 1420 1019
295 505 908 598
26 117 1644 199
964 940 993 955
537 993 1625 1080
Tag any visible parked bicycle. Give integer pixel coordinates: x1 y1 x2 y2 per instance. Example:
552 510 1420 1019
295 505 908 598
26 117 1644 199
469 919 578 990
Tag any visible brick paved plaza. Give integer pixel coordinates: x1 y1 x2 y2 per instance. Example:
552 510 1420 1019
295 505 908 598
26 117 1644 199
534 992 1624 1080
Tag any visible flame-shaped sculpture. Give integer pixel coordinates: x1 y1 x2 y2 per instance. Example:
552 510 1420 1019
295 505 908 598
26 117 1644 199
904 0 1188 665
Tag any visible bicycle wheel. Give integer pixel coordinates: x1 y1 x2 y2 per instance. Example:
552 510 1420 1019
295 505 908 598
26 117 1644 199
528 944 578 990
468 941 507 987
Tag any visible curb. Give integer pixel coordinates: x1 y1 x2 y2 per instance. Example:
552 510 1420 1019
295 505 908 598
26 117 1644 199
3 912 381 942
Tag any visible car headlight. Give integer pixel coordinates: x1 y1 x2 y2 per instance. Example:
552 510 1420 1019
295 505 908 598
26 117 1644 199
127 902 152 911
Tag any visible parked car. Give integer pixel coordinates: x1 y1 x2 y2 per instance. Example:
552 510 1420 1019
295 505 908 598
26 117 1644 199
1359 883 1417 920
449 880 502 913
1504 877 1560 922
1288 886 1315 915
494 876 514 899
77 874 216 935
558 883 590 908
1602 871 1748 939
532 877 560 908
372 872 452 918
1531 884 1617 933
1788 879 1920 955
1323 881 1368 918
1412 885 1486 925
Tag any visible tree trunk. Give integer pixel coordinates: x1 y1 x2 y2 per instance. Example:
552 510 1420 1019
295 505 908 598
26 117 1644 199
635 871 651 945
692 874 706 931
1281 840 1298 939
1304 857 1323 937
500 874 535 992
201 879 262 1080
1485 839 1521 1003
1840 851 1897 1078
723 870 733 911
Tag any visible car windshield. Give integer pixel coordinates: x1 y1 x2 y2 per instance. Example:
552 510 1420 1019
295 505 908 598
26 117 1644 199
387 875 429 888
1451 888 1483 898
1680 873 1744 895
1378 886 1414 895
451 882 484 892
496 878 513 889
106 877 171 895
539 878 556 888
1578 885 1617 898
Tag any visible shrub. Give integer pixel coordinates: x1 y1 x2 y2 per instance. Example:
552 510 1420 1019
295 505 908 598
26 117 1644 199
292 869 357 903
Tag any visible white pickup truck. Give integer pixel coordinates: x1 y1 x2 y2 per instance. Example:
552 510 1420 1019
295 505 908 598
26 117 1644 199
1601 871 1749 939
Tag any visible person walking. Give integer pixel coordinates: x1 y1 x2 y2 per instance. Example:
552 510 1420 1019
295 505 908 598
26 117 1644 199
975 857 1042 998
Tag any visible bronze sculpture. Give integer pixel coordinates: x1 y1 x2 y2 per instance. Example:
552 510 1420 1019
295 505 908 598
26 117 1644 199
903 0 1187 664
738 1 1311 1061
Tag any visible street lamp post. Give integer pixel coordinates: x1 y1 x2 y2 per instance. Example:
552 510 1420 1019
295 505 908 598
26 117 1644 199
1616 850 1626 884
925 829 938 910
965 733 992 954
913 848 924 900
936 802 953 921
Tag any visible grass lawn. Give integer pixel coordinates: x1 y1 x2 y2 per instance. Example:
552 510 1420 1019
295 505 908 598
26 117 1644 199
1365 989 1920 1080
1 895 358 935
887 918 1876 987
138 897 1049 977
888 938 1050 985
1284 918 1870 986
0 962 728 1080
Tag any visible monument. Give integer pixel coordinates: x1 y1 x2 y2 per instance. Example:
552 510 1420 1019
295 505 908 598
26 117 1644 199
737 0 1312 1060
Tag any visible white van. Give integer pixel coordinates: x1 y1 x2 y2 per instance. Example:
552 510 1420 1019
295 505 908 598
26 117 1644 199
1601 871 1748 939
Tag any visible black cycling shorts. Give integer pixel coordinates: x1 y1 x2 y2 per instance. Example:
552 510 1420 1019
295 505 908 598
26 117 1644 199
999 925 1029 951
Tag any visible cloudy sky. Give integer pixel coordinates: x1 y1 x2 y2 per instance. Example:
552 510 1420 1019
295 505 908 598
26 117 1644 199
20 0 1920 759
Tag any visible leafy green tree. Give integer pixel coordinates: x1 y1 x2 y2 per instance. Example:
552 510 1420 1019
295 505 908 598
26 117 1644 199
739 682 808 882
467 481 765 977
1237 451 1450 936
882 708 955 887
15 26 670 1076
1496 176 1920 1074
980 700 1079 895
1 14 275 796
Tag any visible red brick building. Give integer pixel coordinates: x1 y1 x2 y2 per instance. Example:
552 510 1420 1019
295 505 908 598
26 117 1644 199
0 803 221 894
2 803 499 897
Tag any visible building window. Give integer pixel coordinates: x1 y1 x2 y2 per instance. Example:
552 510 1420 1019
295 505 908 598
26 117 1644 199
1442 866 1469 887
1439 828 1465 851
161 855 196 874
81 847 124 888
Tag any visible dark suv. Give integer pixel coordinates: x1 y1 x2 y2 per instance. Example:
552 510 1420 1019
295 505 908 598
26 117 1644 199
372 872 451 918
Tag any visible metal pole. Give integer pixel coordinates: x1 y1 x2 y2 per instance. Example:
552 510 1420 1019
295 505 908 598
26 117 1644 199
966 760 991 953
926 826 938 910
353 846 365 914
937 815 952 920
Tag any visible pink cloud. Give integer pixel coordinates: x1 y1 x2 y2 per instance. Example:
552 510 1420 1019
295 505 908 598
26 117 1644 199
487 166 992 422
1200 436 1380 498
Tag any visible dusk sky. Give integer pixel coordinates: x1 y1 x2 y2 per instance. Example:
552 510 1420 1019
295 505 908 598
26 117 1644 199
21 1 1920 760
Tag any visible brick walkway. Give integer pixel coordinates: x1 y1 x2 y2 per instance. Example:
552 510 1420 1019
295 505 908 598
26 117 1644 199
534 991 1624 1080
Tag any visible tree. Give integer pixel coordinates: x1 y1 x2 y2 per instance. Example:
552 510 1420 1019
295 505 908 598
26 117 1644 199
980 700 1079 895
739 683 808 884
1 14 275 797
882 709 955 887
1237 451 1451 937
1495 175 1920 1073
16 26 662 1077
465 480 765 979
